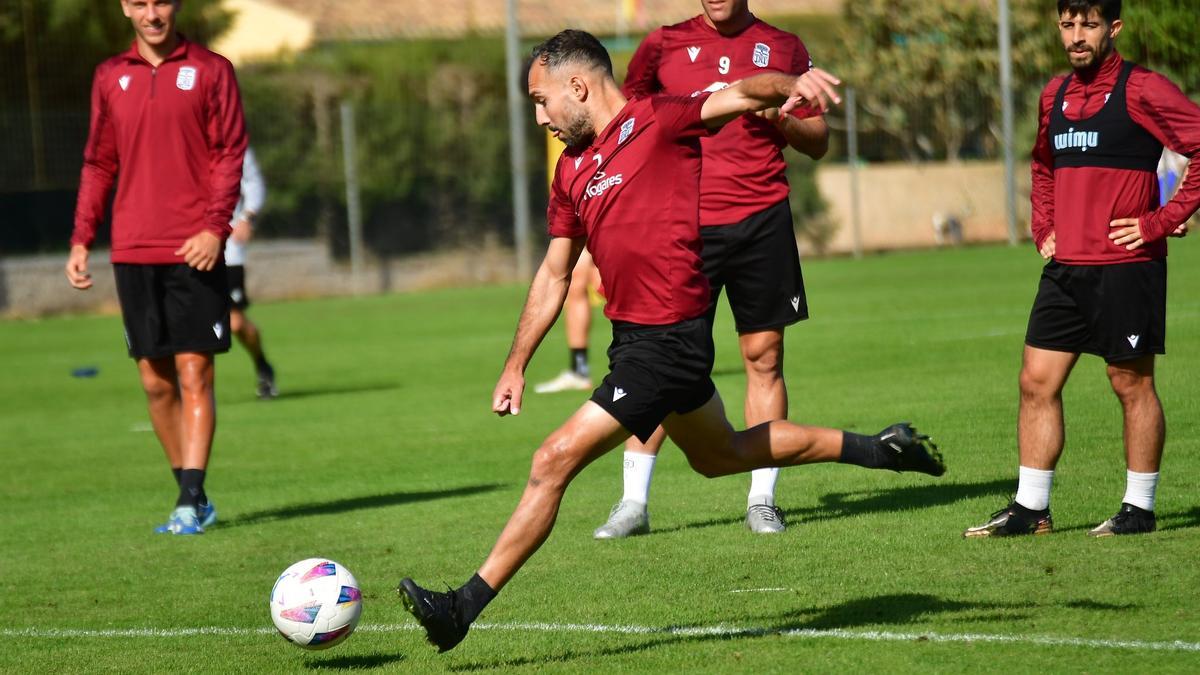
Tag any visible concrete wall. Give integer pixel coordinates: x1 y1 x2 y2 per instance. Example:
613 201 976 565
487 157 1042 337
4 160 1035 317
1 240 517 319
815 160 1033 254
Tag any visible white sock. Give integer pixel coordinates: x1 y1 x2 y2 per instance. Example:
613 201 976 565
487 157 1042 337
1014 466 1054 511
621 451 656 505
747 467 780 506
1122 470 1159 512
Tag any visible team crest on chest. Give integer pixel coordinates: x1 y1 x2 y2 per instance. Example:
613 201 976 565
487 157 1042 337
118 75 131 91
687 46 701 63
176 66 197 91
618 118 635 145
574 156 584 170
753 42 771 68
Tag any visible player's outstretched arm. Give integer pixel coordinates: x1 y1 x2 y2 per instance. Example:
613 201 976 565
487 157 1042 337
493 236 585 416
701 68 841 130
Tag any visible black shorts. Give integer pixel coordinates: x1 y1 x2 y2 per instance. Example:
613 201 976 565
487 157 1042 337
701 198 808 333
113 263 232 359
227 264 250 309
590 317 716 443
1025 259 1166 362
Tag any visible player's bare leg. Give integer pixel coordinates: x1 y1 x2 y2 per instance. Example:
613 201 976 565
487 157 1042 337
231 308 277 398
1106 356 1164 473
739 328 788 532
152 352 216 534
663 393 838 476
662 392 943 478
965 346 1076 537
1090 355 1162 536
174 352 216 471
1017 346 1078 471
479 403 628 588
400 402 628 652
137 356 184 470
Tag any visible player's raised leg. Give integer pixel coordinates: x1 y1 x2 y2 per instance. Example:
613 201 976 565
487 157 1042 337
663 391 945 479
399 401 629 652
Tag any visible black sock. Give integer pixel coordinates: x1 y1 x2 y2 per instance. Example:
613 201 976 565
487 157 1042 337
838 431 894 469
176 469 207 509
454 573 497 625
570 348 589 377
172 467 183 486
256 355 272 374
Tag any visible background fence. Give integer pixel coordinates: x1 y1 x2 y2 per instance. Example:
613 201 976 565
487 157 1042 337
1 0 1196 314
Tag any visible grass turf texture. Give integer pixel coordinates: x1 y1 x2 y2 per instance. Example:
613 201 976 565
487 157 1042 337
2 243 1199 673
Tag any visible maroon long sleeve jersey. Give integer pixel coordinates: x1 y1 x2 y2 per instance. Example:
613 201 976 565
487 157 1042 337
622 15 818 227
1030 51 1200 264
72 38 247 264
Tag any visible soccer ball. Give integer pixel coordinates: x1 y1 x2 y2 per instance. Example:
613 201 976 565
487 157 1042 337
270 558 363 649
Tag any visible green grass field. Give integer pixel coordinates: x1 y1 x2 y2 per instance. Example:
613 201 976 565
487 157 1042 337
3 243 1199 673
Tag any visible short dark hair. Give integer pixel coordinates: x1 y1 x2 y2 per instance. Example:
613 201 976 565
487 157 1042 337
530 29 613 78
1057 0 1121 22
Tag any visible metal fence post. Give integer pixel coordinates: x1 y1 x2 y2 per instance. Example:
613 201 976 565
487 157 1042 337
847 87 863 260
999 0 1019 246
505 0 533 281
340 100 364 293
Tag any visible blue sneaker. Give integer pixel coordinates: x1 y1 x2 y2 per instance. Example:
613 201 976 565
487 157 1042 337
198 502 217 529
154 506 205 535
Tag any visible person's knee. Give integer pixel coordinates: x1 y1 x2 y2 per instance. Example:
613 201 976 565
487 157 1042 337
528 436 580 491
1108 368 1155 404
175 358 214 396
230 310 245 334
741 334 784 382
679 436 743 478
1019 365 1060 401
140 372 177 403
683 453 725 479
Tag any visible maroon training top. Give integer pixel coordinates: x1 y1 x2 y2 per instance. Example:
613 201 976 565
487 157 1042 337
1030 51 1200 264
72 38 247 264
547 95 713 326
622 15 817 226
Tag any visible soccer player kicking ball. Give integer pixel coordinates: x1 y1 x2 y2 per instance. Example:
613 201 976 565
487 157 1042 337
66 0 247 535
965 0 1199 539
397 30 946 653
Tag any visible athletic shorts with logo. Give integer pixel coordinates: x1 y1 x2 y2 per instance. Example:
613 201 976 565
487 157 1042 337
1025 259 1166 362
227 264 251 310
590 316 716 443
701 198 808 333
114 262 232 359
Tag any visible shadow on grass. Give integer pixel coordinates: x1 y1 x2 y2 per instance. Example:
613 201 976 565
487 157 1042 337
223 483 507 528
656 478 1013 534
226 381 403 404
274 381 403 401
448 591 1118 671
306 653 406 670
1045 504 1200 535
1163 505 1200 531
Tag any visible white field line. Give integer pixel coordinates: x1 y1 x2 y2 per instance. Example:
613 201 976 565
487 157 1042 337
5 622 1200 653
729 588 791 593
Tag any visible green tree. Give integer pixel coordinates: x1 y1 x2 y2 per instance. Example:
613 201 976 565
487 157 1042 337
1 0 231 192
1120 0 1200 94
827 0 1059 162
